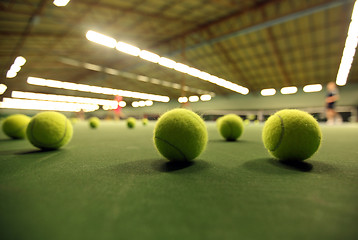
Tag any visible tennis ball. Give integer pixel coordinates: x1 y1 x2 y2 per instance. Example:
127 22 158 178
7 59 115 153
247 114 256 121
2 114 31 139
89 117 100 129
216 116 224 130
127 117 136 129
153 108 208 161
26 111 73 150
142 118 148 126
219 114 244 141
244 119 250 125
262 109 322 161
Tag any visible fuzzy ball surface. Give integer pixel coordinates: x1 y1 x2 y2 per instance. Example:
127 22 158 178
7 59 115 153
219 114 244 141
89 117 100 129
2 114 31 139
153 108 208 161
26 111 73 150
127 117 136 129
142 118 148 126
262 109 322 161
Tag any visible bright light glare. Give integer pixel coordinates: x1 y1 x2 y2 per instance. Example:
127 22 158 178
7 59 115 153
189 96 199 102
178 97 188 103
14 56 26 66
174 63 190 73
1 98 98 112
261 88 276 96
86 30 117 48
10 64 21 73
139 50 160 63
116 42 141 56
53 0 70 7
86 30 250 95
27 77 170 102
145 100 153 106
119 101 126 107
0 84 7 95
83 63 102 71
336 0 358 86
303 84 322 93
158 57 176 68
200 94 211 101
11 91 122 108
187 68 202 78
132 102 139 108
280 86 298 95
6 70 17 78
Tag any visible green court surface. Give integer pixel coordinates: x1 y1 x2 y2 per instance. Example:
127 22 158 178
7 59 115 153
1 121 357 240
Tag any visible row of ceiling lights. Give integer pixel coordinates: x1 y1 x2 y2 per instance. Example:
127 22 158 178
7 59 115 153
261 84 322 96
86 30 249 95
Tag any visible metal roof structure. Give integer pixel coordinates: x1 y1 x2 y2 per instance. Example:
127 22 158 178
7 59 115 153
0 0 357 105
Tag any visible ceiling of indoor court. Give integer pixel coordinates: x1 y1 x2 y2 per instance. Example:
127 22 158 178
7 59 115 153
0 0 357 104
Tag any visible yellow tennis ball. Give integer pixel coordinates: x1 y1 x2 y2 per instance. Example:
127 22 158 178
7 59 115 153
26 111 73 150
127 117 136 129
89 117 100 129
219 114 244 141
262 109 322 161
142 118 148 126
2 114 31 139
153 108 208 161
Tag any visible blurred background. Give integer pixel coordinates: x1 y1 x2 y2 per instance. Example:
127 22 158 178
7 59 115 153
0 0 357 122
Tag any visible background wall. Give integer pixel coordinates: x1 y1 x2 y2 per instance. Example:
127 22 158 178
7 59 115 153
121 83 358 116
1 83 358 120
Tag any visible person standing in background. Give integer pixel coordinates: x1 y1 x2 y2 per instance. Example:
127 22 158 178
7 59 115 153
326 82 341 125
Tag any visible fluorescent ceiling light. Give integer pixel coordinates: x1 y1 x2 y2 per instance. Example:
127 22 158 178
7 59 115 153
280 86 297 95
261 88 276 96
178 97 188 103
145 100 153 106
189 96 199 102
86 30 117 48
172 83 181 89
6 70 17 78
158 57 176 68
138 101 146 107
303 84 322 93
0 84 7 95
14 56 26 66
11 91 125 108
86 31 250 95
53 0 70 7
200 94 211 101
83 63 102 71
139 50 160 63
150 78 161 84
27 77 170 102
104 68 119 75
187 68 202 78
116 42 141 56
1 98 98 112
174 63 190 73
10 64 21 73
336 0 358 86
132 102 139 108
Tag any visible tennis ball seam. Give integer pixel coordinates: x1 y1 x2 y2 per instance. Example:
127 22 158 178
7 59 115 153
29 118 69 148
155 136 188 161
271 114 285 151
